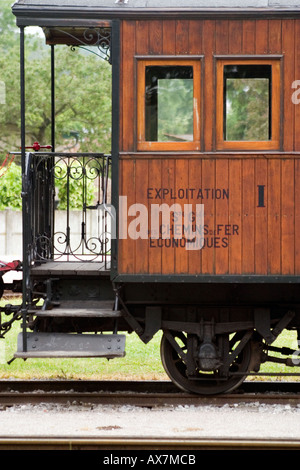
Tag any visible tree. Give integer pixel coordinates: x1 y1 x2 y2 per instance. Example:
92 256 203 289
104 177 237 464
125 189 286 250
0 162 22 210
225 77 269 141
0 0 112 161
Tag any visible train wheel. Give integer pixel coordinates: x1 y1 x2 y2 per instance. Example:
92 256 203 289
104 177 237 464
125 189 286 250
160 330 252 395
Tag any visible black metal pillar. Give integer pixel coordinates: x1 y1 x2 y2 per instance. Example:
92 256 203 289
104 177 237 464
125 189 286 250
111 19 120 277
20 26 27 352
51 44 55 152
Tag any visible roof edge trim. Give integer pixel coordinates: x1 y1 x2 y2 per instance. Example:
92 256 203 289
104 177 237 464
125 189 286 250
12 4 300 27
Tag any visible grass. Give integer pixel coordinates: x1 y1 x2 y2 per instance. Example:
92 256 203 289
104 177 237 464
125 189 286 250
0 295 299 381
0 295 168 380
255 329 300 380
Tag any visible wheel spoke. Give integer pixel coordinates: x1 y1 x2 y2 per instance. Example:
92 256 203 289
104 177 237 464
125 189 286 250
160 330 253 395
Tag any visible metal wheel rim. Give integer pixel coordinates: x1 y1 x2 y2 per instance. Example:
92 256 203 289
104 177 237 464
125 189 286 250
160 331 252 395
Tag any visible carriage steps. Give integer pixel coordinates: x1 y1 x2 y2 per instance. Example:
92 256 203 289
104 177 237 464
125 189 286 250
15 300 126 359
27 300 121 318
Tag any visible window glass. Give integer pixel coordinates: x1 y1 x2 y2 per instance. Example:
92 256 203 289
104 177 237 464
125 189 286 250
145 66 194 142
223 64 271 142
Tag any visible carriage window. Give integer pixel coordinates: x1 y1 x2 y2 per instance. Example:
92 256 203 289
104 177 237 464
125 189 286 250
216 59 281 150
224 65 271 141
145 66 193 142
137 59 201 151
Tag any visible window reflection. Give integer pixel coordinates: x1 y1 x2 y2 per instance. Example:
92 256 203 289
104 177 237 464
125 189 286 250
223 64 271 141
145 66 194 142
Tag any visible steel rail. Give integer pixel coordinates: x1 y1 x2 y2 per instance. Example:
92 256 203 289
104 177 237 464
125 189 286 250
0 380 299 451
0 380 299 407
0 436 299 450
0 391 299 407
0 378 299 393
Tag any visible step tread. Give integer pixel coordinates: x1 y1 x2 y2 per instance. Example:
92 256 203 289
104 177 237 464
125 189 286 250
28 300 121 317
32 308 122 317
15 332 126 358
30 261 111 277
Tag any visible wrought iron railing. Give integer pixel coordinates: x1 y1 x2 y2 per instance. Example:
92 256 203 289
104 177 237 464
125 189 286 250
24 152 112 268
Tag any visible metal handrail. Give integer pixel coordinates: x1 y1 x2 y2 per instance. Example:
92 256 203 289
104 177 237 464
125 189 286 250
23 152 112 266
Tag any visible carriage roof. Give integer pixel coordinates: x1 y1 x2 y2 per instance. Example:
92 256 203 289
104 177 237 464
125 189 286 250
11 0 300 7
11 0 300 27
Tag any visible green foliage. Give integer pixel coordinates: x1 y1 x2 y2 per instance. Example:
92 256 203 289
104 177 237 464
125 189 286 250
0 0 112 163
225 78 270 141
0 162 22 210
157 78 193 141
0 0 112 211
0 159 96 210
0 297 167 380
22 44 112 153
54 160 95 210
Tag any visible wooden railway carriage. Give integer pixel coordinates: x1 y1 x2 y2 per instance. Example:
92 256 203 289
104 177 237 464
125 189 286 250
3 0 300 394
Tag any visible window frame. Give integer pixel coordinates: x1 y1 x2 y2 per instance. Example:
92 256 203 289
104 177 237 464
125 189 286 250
216 57 281 151
137 58 202 151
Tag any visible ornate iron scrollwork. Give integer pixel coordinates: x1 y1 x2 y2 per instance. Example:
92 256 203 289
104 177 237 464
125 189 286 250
55 27 111 63
28 153 112 265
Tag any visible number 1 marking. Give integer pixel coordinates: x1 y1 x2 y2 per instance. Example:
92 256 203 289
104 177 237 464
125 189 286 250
257 185 265 207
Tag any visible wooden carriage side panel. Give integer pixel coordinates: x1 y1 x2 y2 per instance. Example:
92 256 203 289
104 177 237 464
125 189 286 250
134 158 149 274
118 159 135 274
268 19 282 54
229 159 242 274
242 20 256 54
117 18 300 277
215 159 229 275
161 158 175 275
120 18 300 154
295 160 300 272
202 20 215 152
174 159 189 274
149 19 163 55
267 159 281 274
188 158 202 274
281 159 295 274
295 21 300 151
229 19 243 54
162 20 176 55
200 159 215 274
118 156 299 276
121 20 136 152
254 158 268 274
255 19 269 54
148 158 162 274
136 20 149 54
282 20 295 151
189 20 203 56
175 20 189 55
241 158 255 273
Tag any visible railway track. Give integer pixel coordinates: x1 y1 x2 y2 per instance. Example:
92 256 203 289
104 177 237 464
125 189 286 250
0 379 299 407
0 380 299 450
0 436 299 450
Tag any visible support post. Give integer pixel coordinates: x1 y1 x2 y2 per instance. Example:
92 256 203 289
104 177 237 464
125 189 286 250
51 44 55 152
20 26 27 352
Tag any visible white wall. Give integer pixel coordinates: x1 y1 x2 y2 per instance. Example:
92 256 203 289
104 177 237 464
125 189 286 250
0 208 112 260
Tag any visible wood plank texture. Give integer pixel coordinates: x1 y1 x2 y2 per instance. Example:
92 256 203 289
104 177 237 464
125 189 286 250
119 155 300 276
117 18 300 276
